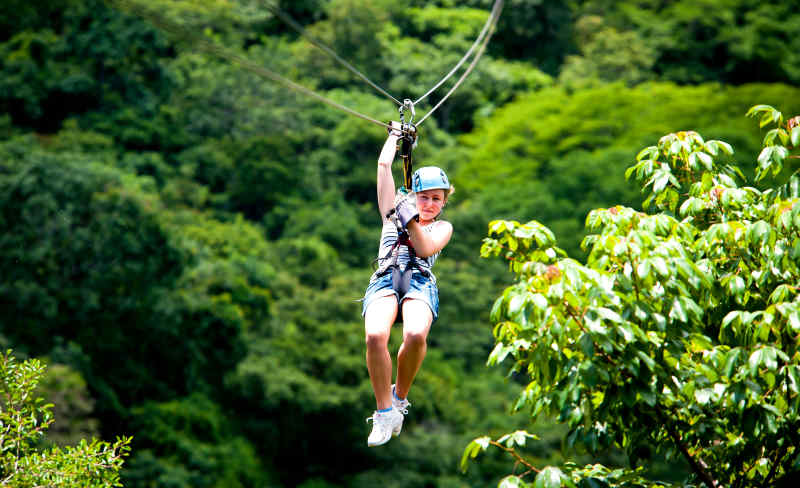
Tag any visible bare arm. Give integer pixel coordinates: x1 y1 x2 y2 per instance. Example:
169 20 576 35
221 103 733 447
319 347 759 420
406 220 453 258
377 123 402 219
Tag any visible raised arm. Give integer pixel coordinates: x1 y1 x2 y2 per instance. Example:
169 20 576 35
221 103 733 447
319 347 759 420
406 219 453 258
377 122 402 219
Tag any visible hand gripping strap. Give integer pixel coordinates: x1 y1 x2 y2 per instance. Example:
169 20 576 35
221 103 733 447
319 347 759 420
395 199 419 229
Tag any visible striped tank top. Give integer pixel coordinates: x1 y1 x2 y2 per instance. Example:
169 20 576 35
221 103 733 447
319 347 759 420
369 220 441 284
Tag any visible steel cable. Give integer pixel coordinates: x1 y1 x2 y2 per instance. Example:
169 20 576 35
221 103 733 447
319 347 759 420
111 0 503 133
111 0 398 132
416 0 504 126
412 0 504 107
263 0 504 120
262 0 404 106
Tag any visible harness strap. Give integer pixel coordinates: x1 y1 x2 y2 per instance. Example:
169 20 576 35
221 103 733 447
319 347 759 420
374 230 430 282
399 136 414 191
397 102 418 192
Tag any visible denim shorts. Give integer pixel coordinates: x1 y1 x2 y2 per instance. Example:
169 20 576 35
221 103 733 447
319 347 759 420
361 270 439 322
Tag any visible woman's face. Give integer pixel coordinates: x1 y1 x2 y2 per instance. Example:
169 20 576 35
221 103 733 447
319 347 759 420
416 189 447 222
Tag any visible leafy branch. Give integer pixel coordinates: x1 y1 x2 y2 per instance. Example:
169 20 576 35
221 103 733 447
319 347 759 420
1 350 132 488
474 105 800 487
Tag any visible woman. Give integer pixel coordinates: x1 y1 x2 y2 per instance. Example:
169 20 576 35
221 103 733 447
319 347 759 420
362 121 454 447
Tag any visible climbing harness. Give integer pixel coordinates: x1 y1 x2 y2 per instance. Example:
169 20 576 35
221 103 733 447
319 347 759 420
374 229 430 298
376 183 439 298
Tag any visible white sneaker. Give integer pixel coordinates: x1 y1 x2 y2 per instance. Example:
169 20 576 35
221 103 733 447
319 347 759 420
366 407 404 447
391 384 411 415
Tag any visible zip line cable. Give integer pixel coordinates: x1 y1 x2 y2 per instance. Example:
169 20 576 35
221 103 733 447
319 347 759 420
111 0 396 132
413 0 503 107
111 0 503 132
261 0 403 106
199 40 397 130
416 0 503 126
264 0 504 118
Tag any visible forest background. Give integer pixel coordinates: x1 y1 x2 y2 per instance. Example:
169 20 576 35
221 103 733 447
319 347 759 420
1 0 799 486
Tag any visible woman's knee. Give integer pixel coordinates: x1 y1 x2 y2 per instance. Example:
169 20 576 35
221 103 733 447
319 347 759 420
403 329 427 349
365 329 390 349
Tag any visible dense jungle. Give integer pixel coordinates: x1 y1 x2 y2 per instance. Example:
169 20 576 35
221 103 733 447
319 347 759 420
1 0 800 486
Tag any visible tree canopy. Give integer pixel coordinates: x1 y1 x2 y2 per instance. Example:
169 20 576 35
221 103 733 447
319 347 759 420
469 104 800 487
1 0 799 486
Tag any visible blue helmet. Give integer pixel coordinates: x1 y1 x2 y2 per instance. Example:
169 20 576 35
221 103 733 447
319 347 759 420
411 166 450 193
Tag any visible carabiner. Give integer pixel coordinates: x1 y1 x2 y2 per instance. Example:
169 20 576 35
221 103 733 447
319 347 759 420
399 99 415 125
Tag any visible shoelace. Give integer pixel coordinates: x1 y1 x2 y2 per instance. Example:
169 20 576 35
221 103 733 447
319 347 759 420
366 411 394 426
391 385 411 414
394 399 411 415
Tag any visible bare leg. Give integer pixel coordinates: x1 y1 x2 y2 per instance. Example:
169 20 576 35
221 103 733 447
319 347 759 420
364 294 398 410
395 298 433 400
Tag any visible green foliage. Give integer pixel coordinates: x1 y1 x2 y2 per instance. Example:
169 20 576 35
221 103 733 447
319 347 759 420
572 0 800 85
295 0 398 89
470 105 800 486
404 0 575 74
286 0 553 132
4 0 800 486
0 350 131 487
0 140 185 403
0 0 79 40
0 0 177 137
0 136 262 422
122 394 272 488
450 82 800 257
37 362 101 447
559 16 656 88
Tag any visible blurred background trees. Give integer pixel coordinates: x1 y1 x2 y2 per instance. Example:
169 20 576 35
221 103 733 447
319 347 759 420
1 0 799 486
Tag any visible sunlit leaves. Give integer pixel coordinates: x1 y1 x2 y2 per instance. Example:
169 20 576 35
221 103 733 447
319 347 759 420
756 145 790 181
534 467 574 488
627 130 744 214
475 104 800 488
482 219 565 275
703 139 733 157
747 346 787 375
1 351 131 488
689 150 713 170
746 104 783 129
498 430 538 448
460 436 491 472
498 476 525 488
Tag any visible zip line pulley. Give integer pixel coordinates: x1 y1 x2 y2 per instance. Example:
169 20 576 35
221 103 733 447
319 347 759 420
397 99 418 192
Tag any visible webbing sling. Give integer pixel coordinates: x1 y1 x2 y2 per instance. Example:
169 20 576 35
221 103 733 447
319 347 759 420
375 230 430 297
399 135 415 191
396 99 417 192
